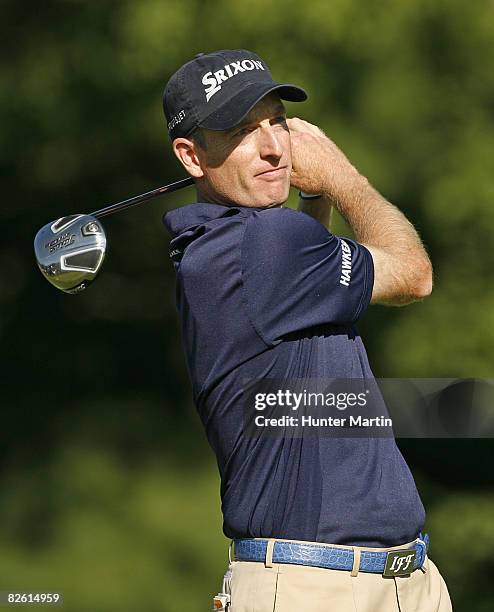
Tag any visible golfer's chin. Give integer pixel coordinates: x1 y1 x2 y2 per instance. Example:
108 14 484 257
218 179 289 208
254 181 290 208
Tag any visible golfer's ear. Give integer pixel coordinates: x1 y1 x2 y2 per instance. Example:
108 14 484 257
172 138 204 178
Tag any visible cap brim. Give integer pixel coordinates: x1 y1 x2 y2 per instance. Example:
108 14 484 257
198 82 307 132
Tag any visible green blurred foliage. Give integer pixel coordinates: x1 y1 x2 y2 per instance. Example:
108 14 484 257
1 0 494 610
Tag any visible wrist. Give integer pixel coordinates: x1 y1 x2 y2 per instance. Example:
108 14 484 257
299 191 322 200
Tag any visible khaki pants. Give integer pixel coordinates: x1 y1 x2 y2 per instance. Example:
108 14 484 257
215 539 452 612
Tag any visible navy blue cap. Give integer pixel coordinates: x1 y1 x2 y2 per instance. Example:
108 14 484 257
163 49 307 140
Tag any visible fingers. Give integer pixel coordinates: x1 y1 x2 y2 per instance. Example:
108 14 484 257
287 117 327 138
287 117 355 195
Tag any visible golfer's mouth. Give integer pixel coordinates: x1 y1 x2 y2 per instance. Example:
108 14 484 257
255 166 288 180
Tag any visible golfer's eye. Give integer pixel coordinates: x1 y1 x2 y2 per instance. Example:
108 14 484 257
236 126 253 136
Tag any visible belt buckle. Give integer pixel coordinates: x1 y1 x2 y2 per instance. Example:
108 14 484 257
383 548 416 577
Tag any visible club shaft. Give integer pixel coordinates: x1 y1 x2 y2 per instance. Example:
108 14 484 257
90 177 194 219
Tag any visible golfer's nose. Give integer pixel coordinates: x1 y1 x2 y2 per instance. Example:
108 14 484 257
259 125 283 159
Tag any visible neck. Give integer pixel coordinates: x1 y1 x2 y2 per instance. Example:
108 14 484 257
194 182 286 209
195 187 227 206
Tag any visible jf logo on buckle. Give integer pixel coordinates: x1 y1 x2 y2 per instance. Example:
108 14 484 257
383 549 417 577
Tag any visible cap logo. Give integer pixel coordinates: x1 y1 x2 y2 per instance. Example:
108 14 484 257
202 58 265 102
168 109 186 132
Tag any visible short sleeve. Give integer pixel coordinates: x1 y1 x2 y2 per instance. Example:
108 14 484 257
241 208 374 345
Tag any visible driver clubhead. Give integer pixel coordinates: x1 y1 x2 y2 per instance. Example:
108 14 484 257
34 214 106 294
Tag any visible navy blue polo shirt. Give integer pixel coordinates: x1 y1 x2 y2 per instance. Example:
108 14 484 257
163 202 425 547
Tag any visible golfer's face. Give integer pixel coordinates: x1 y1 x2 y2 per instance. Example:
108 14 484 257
198 93 292 207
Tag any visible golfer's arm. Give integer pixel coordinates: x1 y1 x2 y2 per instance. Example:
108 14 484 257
328 175 432 306
298 196 333 228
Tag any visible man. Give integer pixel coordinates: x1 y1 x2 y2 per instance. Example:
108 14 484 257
162 50 452 611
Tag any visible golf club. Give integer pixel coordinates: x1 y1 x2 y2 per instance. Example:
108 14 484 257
34 176 194 294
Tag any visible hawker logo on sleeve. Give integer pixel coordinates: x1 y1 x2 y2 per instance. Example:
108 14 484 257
202 59 265 102
340 240 352 286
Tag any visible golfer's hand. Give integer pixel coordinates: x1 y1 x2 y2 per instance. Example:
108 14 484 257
288 118 362 200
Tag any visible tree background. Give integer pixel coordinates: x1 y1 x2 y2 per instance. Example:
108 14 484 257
1 1 493 610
